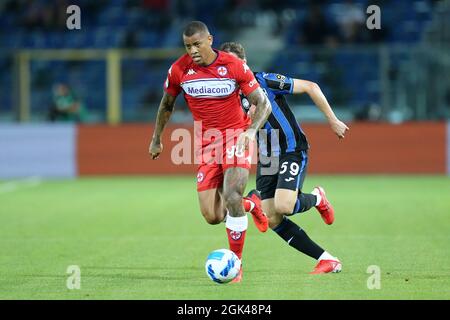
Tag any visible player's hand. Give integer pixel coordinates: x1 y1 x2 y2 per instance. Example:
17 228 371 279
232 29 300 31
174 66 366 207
237 128 257 151
330 119 349 139
149 139 163 159
248 104 256 119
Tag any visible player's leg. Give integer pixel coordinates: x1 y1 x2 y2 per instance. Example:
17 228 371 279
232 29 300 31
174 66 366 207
227 135 268 232
265 153 341 273
222 165 253 283
273 213 342 274
196 161 266 227
278 187 334 225
222 166 249 260
273 151 316 216
196 163 227 224
265 193 327 261
197 188 225 224
274 189 317 215
274 151 334 224
261 198 281 228
258 160 321 259
256 161 280 228
266 196 341 273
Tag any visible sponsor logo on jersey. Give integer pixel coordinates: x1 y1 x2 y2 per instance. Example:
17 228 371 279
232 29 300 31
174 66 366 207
181 79 236 98
229 230 242 240
243 63 250 73
249 79 257 87
186 68 196 75
217 66 228 76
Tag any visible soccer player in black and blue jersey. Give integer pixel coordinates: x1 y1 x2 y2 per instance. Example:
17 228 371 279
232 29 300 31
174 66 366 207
219 42 349 274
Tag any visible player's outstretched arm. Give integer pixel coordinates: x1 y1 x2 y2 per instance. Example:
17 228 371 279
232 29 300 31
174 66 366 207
293 79 349 139
149 92 176 159
237 88 271 151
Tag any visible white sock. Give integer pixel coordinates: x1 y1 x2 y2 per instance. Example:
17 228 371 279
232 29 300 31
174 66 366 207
311 188 322 206
318 251 335 261
225 213 248 232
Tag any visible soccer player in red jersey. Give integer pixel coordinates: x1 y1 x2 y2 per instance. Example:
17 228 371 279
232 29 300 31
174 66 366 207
149 21 272 282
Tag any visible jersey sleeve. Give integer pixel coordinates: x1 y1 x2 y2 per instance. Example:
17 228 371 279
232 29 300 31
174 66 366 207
234 61 260 96
163 63 182 97
260 73 294 95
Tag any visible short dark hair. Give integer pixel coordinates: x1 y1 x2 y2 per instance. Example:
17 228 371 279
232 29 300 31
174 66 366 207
183 21 209 37
219 42 246 60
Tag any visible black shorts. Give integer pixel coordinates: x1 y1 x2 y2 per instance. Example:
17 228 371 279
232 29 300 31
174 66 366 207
256 151 308 200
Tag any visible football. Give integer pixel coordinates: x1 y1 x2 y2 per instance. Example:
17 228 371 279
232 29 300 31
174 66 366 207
205 249 241 284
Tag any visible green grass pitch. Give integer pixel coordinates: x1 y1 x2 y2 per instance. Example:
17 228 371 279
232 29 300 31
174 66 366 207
0 175 449 300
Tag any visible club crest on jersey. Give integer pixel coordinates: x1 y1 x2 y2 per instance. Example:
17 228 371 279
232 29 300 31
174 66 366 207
217 66 228 76
229 230 242 240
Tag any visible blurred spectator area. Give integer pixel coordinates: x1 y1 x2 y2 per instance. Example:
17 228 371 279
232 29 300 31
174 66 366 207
270 0 435 111
0 0 232 49
0 0 440 122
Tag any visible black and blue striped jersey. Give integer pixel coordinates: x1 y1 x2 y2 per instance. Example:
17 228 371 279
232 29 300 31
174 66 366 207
241 72 309 156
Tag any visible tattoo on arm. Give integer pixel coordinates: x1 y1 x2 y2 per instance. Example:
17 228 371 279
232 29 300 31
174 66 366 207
152 92 176 143
247 88 271 130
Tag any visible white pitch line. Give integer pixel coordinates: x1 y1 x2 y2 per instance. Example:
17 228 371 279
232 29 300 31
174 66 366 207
0 176 42 194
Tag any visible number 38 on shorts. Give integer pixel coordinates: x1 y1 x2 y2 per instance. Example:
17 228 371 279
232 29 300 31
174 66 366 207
224 144 253 166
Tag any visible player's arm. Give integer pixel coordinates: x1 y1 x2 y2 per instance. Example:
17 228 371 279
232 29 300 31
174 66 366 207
247 87 271 131
237 87 271 150
149 92 176 159
293 79 349 139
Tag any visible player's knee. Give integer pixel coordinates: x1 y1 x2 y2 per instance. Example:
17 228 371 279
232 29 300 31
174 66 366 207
204 215 223 225
200 207 224 225
201 211 223 225
268 213 284 229
274 198 296 215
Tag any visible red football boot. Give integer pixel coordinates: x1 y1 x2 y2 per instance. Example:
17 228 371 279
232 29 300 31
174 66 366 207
313 186 335 225
310 259 342 274
244 189 269 232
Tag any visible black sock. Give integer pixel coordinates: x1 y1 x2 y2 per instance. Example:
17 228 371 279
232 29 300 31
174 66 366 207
272 217 324 260
291 193 317 215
